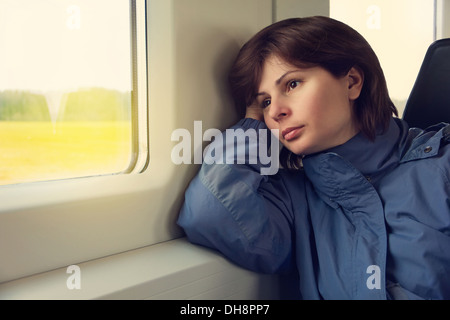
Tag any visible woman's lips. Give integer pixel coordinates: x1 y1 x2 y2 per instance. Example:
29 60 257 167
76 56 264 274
282 126 304 141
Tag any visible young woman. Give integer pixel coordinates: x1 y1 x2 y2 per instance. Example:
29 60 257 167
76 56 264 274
177 16 450 300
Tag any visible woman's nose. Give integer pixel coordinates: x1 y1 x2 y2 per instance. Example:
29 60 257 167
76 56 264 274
268 96 290 122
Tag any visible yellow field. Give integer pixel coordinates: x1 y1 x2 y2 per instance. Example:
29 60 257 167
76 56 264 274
0 121 132 186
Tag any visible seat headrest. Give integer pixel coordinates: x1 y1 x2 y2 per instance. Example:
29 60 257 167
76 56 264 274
403 38 450 129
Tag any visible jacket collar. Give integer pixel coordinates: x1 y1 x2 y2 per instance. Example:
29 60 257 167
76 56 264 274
400 122 449 163
305 117 407 179
300 118 407 215
302 118 448 190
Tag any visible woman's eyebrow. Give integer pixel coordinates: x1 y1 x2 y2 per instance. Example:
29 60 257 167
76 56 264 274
275 70 300 85
256 69 301 96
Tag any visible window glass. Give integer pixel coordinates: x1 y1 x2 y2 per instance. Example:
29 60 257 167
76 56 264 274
330 0 435 116
0 0 133 185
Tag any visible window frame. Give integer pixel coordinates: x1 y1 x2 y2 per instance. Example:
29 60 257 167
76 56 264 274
0 0 149 207
0 0 149 186
128 0 150 174
0 0 181 284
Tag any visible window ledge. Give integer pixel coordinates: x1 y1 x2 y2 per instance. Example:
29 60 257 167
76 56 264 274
0 238 290 300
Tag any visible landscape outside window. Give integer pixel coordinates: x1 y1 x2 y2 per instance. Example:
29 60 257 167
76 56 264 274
0 0 133 185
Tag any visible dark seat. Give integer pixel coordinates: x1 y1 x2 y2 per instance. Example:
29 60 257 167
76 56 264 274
402 38 450 129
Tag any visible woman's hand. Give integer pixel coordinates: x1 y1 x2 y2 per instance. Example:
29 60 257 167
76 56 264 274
245 101 264 121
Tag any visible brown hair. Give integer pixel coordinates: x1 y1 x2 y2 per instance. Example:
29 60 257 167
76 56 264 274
228 16 397 169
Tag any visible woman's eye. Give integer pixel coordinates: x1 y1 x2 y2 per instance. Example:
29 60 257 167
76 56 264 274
261 99 271 108
288 80 301 91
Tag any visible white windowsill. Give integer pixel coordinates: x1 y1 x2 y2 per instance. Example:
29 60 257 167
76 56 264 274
0 238 290 300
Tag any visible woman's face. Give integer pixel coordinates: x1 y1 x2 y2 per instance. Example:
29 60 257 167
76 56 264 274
255 55 363 155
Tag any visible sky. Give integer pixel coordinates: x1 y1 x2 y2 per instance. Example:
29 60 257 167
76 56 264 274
0 0 132 92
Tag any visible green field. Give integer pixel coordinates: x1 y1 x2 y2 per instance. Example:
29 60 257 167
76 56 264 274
0 121 132 185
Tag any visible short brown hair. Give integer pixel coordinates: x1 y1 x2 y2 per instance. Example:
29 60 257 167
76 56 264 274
229 17 397 167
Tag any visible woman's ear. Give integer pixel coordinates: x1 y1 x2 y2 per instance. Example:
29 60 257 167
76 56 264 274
347 66 364 101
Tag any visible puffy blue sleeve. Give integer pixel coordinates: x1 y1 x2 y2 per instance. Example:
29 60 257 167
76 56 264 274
177 118 298 274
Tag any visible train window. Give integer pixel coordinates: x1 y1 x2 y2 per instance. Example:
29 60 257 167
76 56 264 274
330 0 435 116
0 0 148 186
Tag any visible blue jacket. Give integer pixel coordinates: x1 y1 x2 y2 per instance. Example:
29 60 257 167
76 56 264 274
177 117 450 299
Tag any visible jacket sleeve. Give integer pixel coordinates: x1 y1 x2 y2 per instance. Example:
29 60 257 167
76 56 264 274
177 118 297 274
